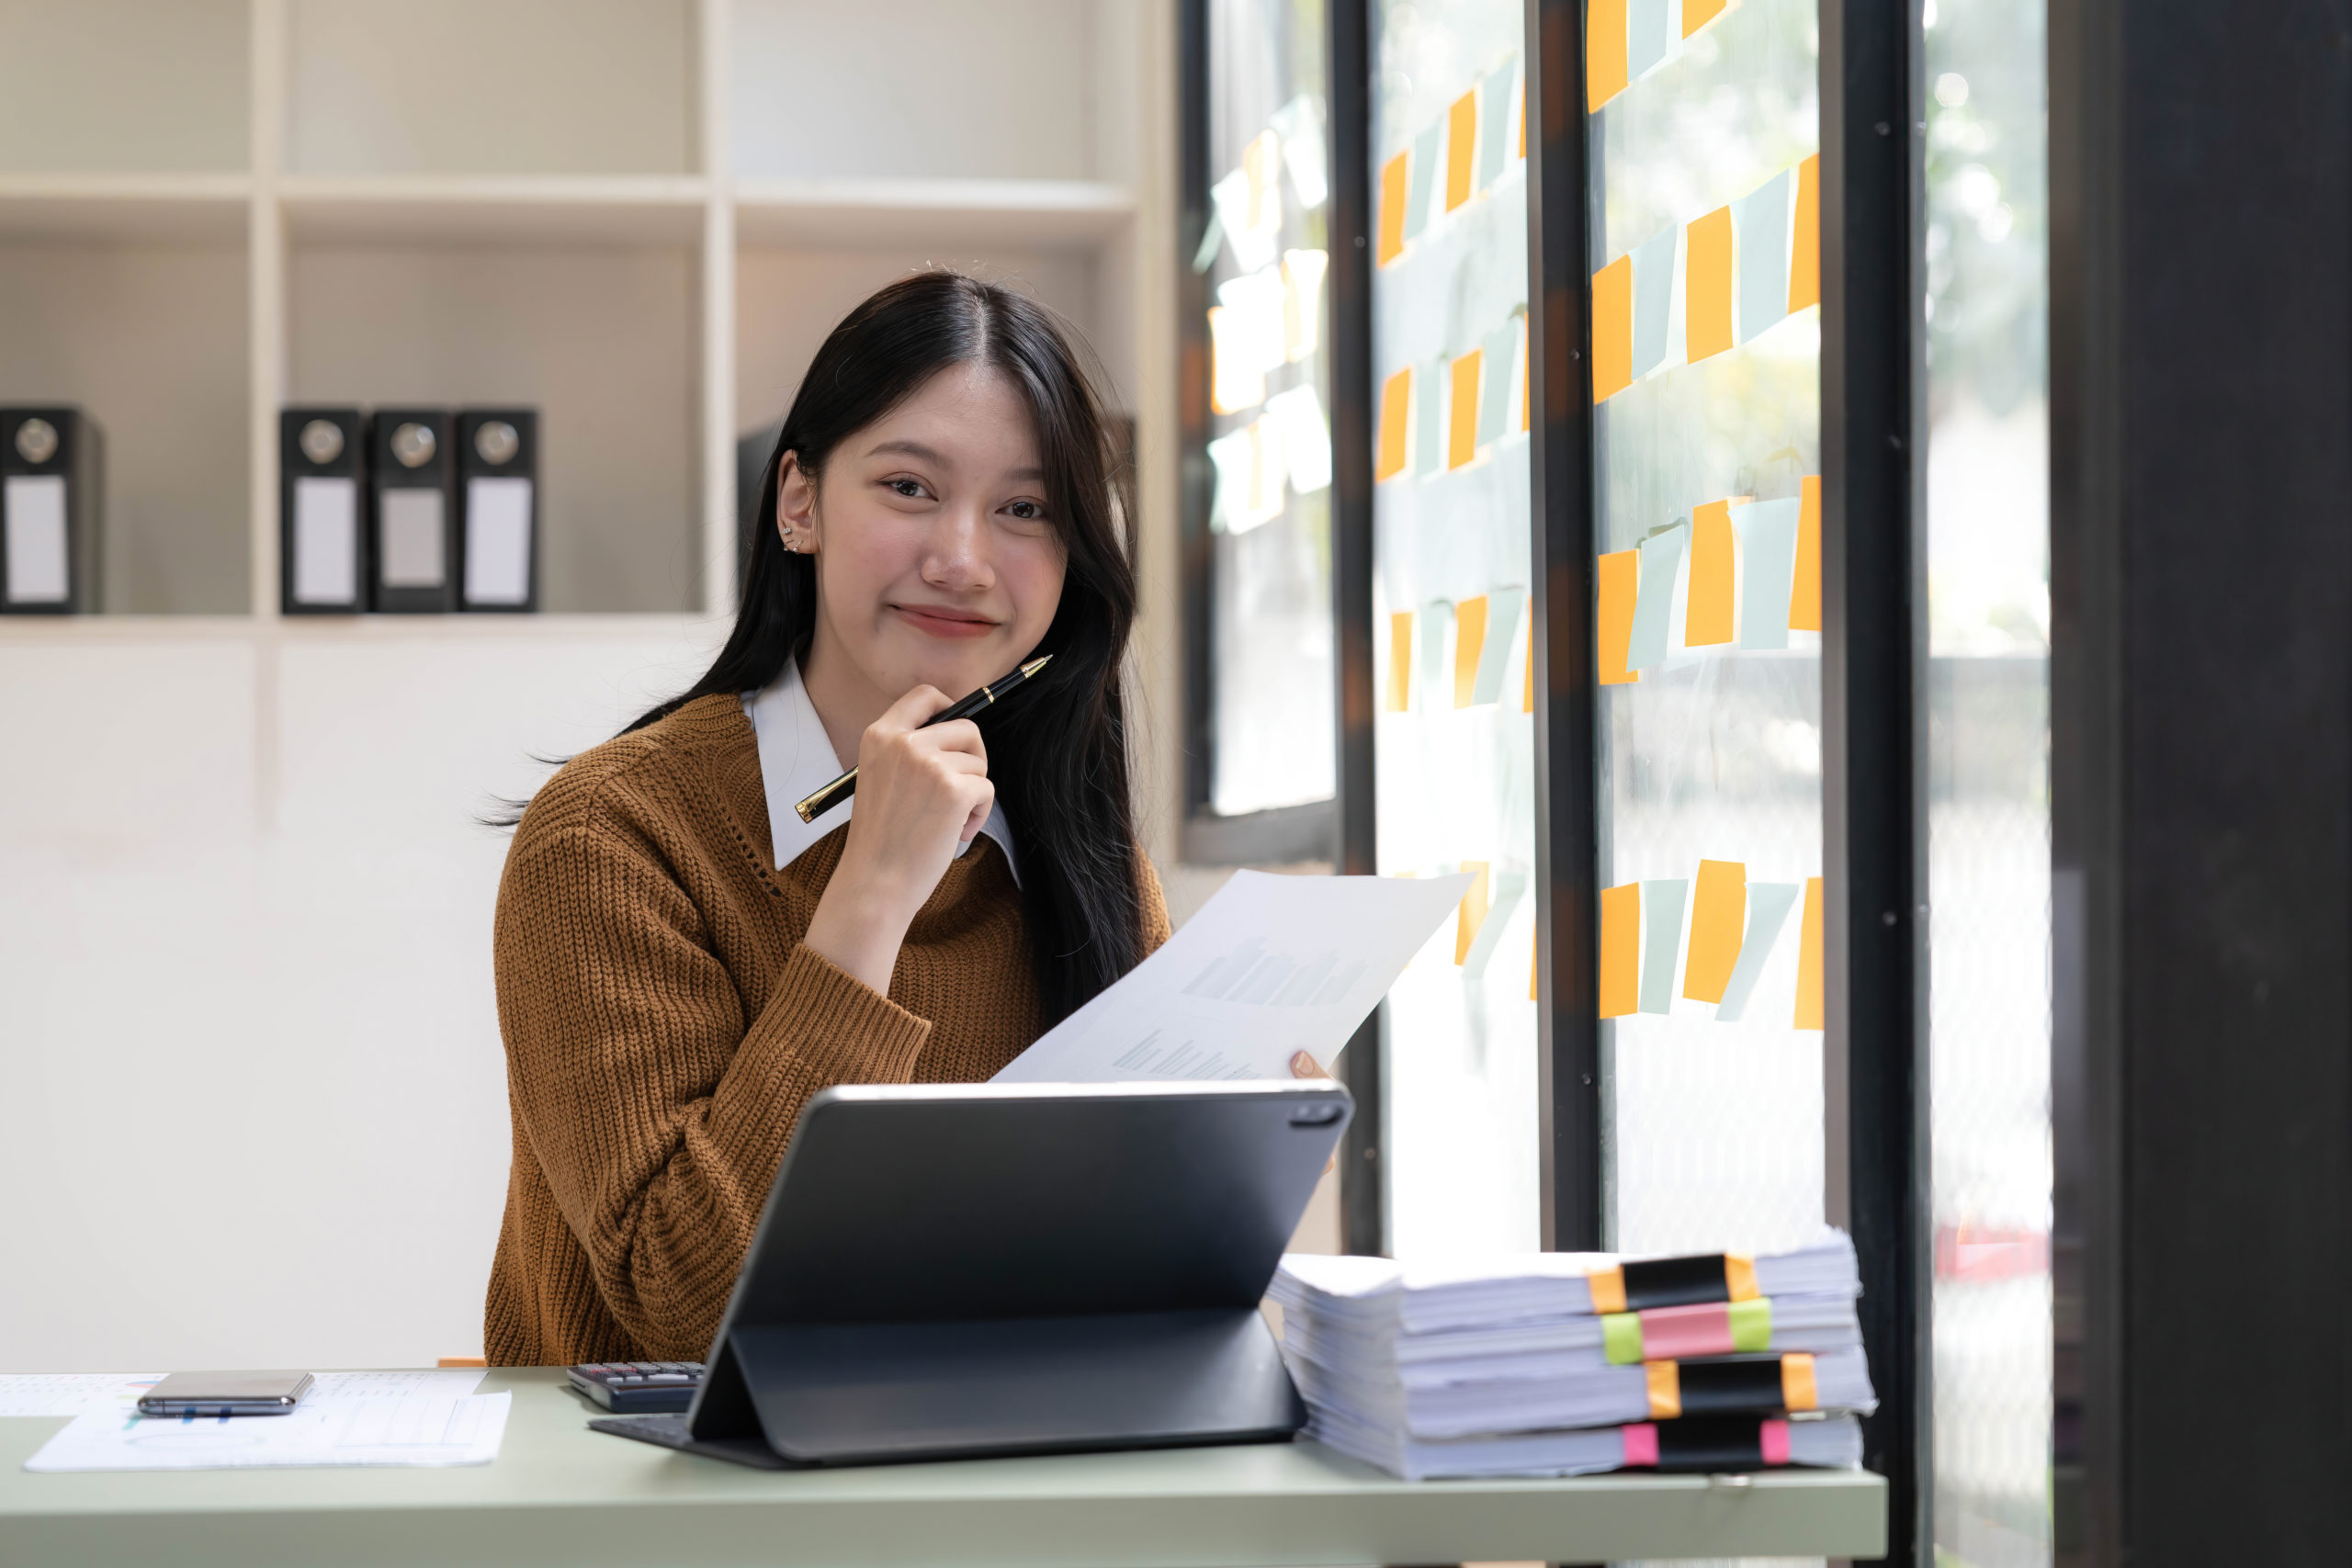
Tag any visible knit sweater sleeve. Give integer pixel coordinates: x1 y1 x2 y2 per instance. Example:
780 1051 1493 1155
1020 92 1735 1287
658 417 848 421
492 814 930 1359
1138 852 1173 955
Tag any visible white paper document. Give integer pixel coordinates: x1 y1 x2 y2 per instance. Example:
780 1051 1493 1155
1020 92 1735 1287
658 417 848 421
995 870 1472 1084
0 1372 165 1417
22 1370 502 1472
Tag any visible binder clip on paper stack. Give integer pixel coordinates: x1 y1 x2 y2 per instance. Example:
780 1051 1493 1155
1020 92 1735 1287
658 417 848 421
1266 1229 1872 1479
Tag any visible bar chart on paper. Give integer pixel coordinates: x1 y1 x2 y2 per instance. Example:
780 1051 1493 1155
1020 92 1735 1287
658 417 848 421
995 871 1472 1085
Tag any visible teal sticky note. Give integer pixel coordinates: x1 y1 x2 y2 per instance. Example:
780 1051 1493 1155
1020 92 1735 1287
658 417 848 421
1476 316 1521 446
1631 226 1678 381
1626 523 1686 672
1736 497 1802 649
1715 881 1799 1021
1628 0 1671 79
1476 59 1518 192
1419 599 1453 705
1471 585 1525 704
1414 361 1445 477
1406 123 1442 240
1638 878 1688 1014
1735 170 1792 344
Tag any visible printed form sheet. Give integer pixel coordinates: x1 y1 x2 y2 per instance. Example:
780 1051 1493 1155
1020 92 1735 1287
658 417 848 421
20 1369 507 1472
996 870 1472 1084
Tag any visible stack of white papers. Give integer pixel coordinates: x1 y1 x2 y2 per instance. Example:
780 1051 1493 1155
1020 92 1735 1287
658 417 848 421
1270 1230 1874 1480
15 1370 510 1472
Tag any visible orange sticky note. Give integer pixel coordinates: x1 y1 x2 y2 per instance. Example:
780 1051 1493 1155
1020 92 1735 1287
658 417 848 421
1446 90 1478 210
1453 595 1488 707
1789 473 1824 631
1591 254 1634 401
1599 882 1640 1018
1685 206 1735 363
1686 500 1736 646
1455 860 1492 964
1386 610 1414 711
1598 548 1639 685
1682 859 1747 1003
1531 923 1540 1001
1683 0 1730 36
1523 615 1536 712
1448 348 1483 468
1377 151 1409 266
1521 316 1532 429
1375 367 1412 480
1788 152 1821 311
1793 874 1826 1029
1588 0 1629 112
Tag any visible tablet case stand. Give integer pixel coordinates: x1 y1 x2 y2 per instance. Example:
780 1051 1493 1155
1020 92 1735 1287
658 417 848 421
588 1082 1345 1470
595 1309 1302 1469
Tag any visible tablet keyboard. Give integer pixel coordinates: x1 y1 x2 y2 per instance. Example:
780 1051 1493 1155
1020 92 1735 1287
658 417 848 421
566 1361 704 1413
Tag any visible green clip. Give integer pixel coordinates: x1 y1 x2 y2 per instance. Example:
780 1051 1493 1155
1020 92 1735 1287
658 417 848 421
1728 1295 1773 1352
1601 1312 1645 1365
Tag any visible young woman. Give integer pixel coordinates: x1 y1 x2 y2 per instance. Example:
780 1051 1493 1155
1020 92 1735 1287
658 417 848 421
481 274 1174 1368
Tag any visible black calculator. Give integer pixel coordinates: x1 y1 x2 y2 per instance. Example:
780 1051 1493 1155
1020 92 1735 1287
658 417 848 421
566 1362 705 1414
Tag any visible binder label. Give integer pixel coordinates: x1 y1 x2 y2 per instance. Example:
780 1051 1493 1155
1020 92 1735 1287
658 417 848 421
464 478 533 606
4 475 69 604
292 477 358 606
379 491 447 588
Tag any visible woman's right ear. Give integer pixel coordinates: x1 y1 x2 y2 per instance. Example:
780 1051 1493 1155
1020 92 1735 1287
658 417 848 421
777 451 818 556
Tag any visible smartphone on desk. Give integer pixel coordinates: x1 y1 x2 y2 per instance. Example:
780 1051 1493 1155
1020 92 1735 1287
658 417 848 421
138 1371 314 1416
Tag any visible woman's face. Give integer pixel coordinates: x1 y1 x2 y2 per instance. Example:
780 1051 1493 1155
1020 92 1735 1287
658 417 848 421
782 363 1068 703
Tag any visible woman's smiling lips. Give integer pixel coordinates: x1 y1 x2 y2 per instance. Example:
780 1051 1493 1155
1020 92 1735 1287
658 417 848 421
891 603 1001 638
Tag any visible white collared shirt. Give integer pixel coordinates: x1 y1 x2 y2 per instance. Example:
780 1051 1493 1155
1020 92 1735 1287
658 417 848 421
743 659 1022 886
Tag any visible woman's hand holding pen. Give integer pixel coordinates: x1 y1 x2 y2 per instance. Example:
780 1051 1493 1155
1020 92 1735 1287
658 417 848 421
802 685 993 996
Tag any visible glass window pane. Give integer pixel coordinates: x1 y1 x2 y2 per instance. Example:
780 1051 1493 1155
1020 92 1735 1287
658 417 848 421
1925 0 2053 1563
1370 0 1540 1255
1589 0 1826 1260
1205 0 1336 817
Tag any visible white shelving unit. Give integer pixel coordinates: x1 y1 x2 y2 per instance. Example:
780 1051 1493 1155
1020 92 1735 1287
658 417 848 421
0 0 1160 621
0 0 1189 1373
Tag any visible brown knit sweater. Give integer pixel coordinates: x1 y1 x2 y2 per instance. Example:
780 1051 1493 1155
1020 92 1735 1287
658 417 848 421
483 692 1170 1367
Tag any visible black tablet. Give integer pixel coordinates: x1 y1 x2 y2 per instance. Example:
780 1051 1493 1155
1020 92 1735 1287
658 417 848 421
594 1079 1351 1468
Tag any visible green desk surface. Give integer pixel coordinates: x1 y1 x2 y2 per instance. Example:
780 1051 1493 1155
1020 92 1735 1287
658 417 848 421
1 1368 1886 1567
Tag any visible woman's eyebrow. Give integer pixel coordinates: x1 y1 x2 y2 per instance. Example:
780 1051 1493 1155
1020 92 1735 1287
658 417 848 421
865 438 948 465
865 438 1044 484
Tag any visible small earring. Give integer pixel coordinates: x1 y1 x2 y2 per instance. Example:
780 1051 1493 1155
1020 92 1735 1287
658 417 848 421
781 534 797 553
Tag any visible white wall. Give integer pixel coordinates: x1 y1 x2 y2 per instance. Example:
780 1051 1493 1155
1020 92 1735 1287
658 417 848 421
0 622 722 1370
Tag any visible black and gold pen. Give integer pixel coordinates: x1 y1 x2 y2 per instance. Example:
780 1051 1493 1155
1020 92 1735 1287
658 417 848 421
794 655 1054 824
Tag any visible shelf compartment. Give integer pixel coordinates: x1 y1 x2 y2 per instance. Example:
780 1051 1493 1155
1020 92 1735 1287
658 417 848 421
284 0 695 178
0 233 251 614
288 240 701 615
0 0 249 176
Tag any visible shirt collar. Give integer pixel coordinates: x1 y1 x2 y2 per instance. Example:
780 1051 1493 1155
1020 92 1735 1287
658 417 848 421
743 659 1021 886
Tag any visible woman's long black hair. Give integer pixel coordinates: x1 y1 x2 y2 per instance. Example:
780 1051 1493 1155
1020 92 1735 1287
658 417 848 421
632 271 1144 1026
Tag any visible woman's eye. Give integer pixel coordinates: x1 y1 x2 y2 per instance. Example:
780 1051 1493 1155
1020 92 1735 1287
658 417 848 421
888 478 925 498
1005 500 1046 522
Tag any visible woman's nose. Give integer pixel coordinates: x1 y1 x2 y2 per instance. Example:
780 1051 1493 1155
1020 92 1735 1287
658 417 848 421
922 506 995 590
